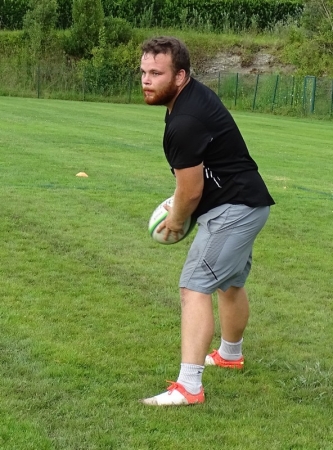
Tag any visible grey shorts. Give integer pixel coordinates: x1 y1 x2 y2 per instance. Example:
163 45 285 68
179 204 270 294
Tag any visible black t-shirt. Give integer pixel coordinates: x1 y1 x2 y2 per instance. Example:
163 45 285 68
163 78 275 218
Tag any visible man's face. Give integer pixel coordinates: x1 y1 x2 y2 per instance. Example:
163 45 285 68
140 52 179 106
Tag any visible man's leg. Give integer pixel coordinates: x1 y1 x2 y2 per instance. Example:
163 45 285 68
141 288 214 406
218 286 249 342
205 286 248 368
180 288 215 364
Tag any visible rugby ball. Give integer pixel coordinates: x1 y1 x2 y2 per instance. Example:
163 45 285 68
148 196 195 245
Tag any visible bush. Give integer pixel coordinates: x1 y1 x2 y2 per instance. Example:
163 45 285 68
282 0 333 76
57 0 73 29
68 0 104 57
301 0 333 35
0 0 29 30
80 41 141 93
103 16 133 46
0 29 25 54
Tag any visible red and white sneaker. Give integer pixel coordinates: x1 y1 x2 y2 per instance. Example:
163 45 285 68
205 350 244 369
141 381 205 406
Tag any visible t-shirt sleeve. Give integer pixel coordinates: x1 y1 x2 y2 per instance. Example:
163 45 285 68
164 114 212 169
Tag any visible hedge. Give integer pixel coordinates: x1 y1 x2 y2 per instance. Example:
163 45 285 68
0 0 303 31
0 0 28 29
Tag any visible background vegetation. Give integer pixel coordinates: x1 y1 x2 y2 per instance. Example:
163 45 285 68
0 0 304 31
0 0 333 91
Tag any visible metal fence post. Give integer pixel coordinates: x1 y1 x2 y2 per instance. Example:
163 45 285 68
331 79 333 116
81 66 85 101
217 71 220 97
128 71 133 103
303 76 306 112
311 76 316 114
252 74 260 111
272 74 279 111
234 73 239 107
290 76 295 107
303 75 316 114
37 63 41 98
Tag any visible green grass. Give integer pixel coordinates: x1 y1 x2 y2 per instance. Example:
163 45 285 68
0 96 333 449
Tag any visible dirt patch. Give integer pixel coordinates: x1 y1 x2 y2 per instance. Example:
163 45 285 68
198 50 296 80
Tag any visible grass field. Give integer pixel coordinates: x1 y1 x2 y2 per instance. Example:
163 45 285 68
0 96 332 450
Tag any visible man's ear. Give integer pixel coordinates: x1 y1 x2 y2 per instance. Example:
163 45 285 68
175 69 187 86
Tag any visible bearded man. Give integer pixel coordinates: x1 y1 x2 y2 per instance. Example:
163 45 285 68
140 36 274 406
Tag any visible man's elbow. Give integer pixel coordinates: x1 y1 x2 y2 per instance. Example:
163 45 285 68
189 188 203 203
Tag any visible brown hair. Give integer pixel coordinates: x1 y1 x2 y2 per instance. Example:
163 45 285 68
141 36 191 77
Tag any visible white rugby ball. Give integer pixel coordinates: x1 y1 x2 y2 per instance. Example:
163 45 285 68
148 196 195 245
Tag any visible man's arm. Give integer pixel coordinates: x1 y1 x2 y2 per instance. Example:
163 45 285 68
172 163 204 222
158 163 204 241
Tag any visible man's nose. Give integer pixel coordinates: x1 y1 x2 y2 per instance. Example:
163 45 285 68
142 73 151 85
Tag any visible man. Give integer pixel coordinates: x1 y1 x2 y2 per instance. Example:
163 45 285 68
140 36 274 406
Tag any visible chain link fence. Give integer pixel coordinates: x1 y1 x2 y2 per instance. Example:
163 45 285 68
206 72 333 117
1 61 333 117
0 60 143 104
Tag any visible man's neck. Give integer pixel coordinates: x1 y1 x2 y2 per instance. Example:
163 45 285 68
167 77 191 113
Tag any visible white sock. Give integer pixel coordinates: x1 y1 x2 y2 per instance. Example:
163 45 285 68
177 363 204 395
218 338 243 361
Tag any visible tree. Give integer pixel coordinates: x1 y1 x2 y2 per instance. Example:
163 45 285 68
23 0 58 61
302 0 333 34
69 0 104 57
302 0 333 55
57 0 73 29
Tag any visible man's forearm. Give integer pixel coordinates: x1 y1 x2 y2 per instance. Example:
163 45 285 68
172 188 202 223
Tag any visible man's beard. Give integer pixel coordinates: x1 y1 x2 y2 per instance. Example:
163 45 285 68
143 80 178 106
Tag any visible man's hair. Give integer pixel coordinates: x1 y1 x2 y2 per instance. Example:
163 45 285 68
141 36 191 77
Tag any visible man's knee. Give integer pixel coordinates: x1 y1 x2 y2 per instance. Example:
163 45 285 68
218 286 246 301
180 287 212 306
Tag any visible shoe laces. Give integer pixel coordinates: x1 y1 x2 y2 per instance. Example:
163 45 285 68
166 381 180 394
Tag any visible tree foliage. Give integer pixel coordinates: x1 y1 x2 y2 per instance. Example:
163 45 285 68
302 0 333 55
302 0 333 33
57 0 73 29
103 16 133 46
1 0 304 31
23 0 58 60
283 0 333 75
0 0 27 29
67 0 104 57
